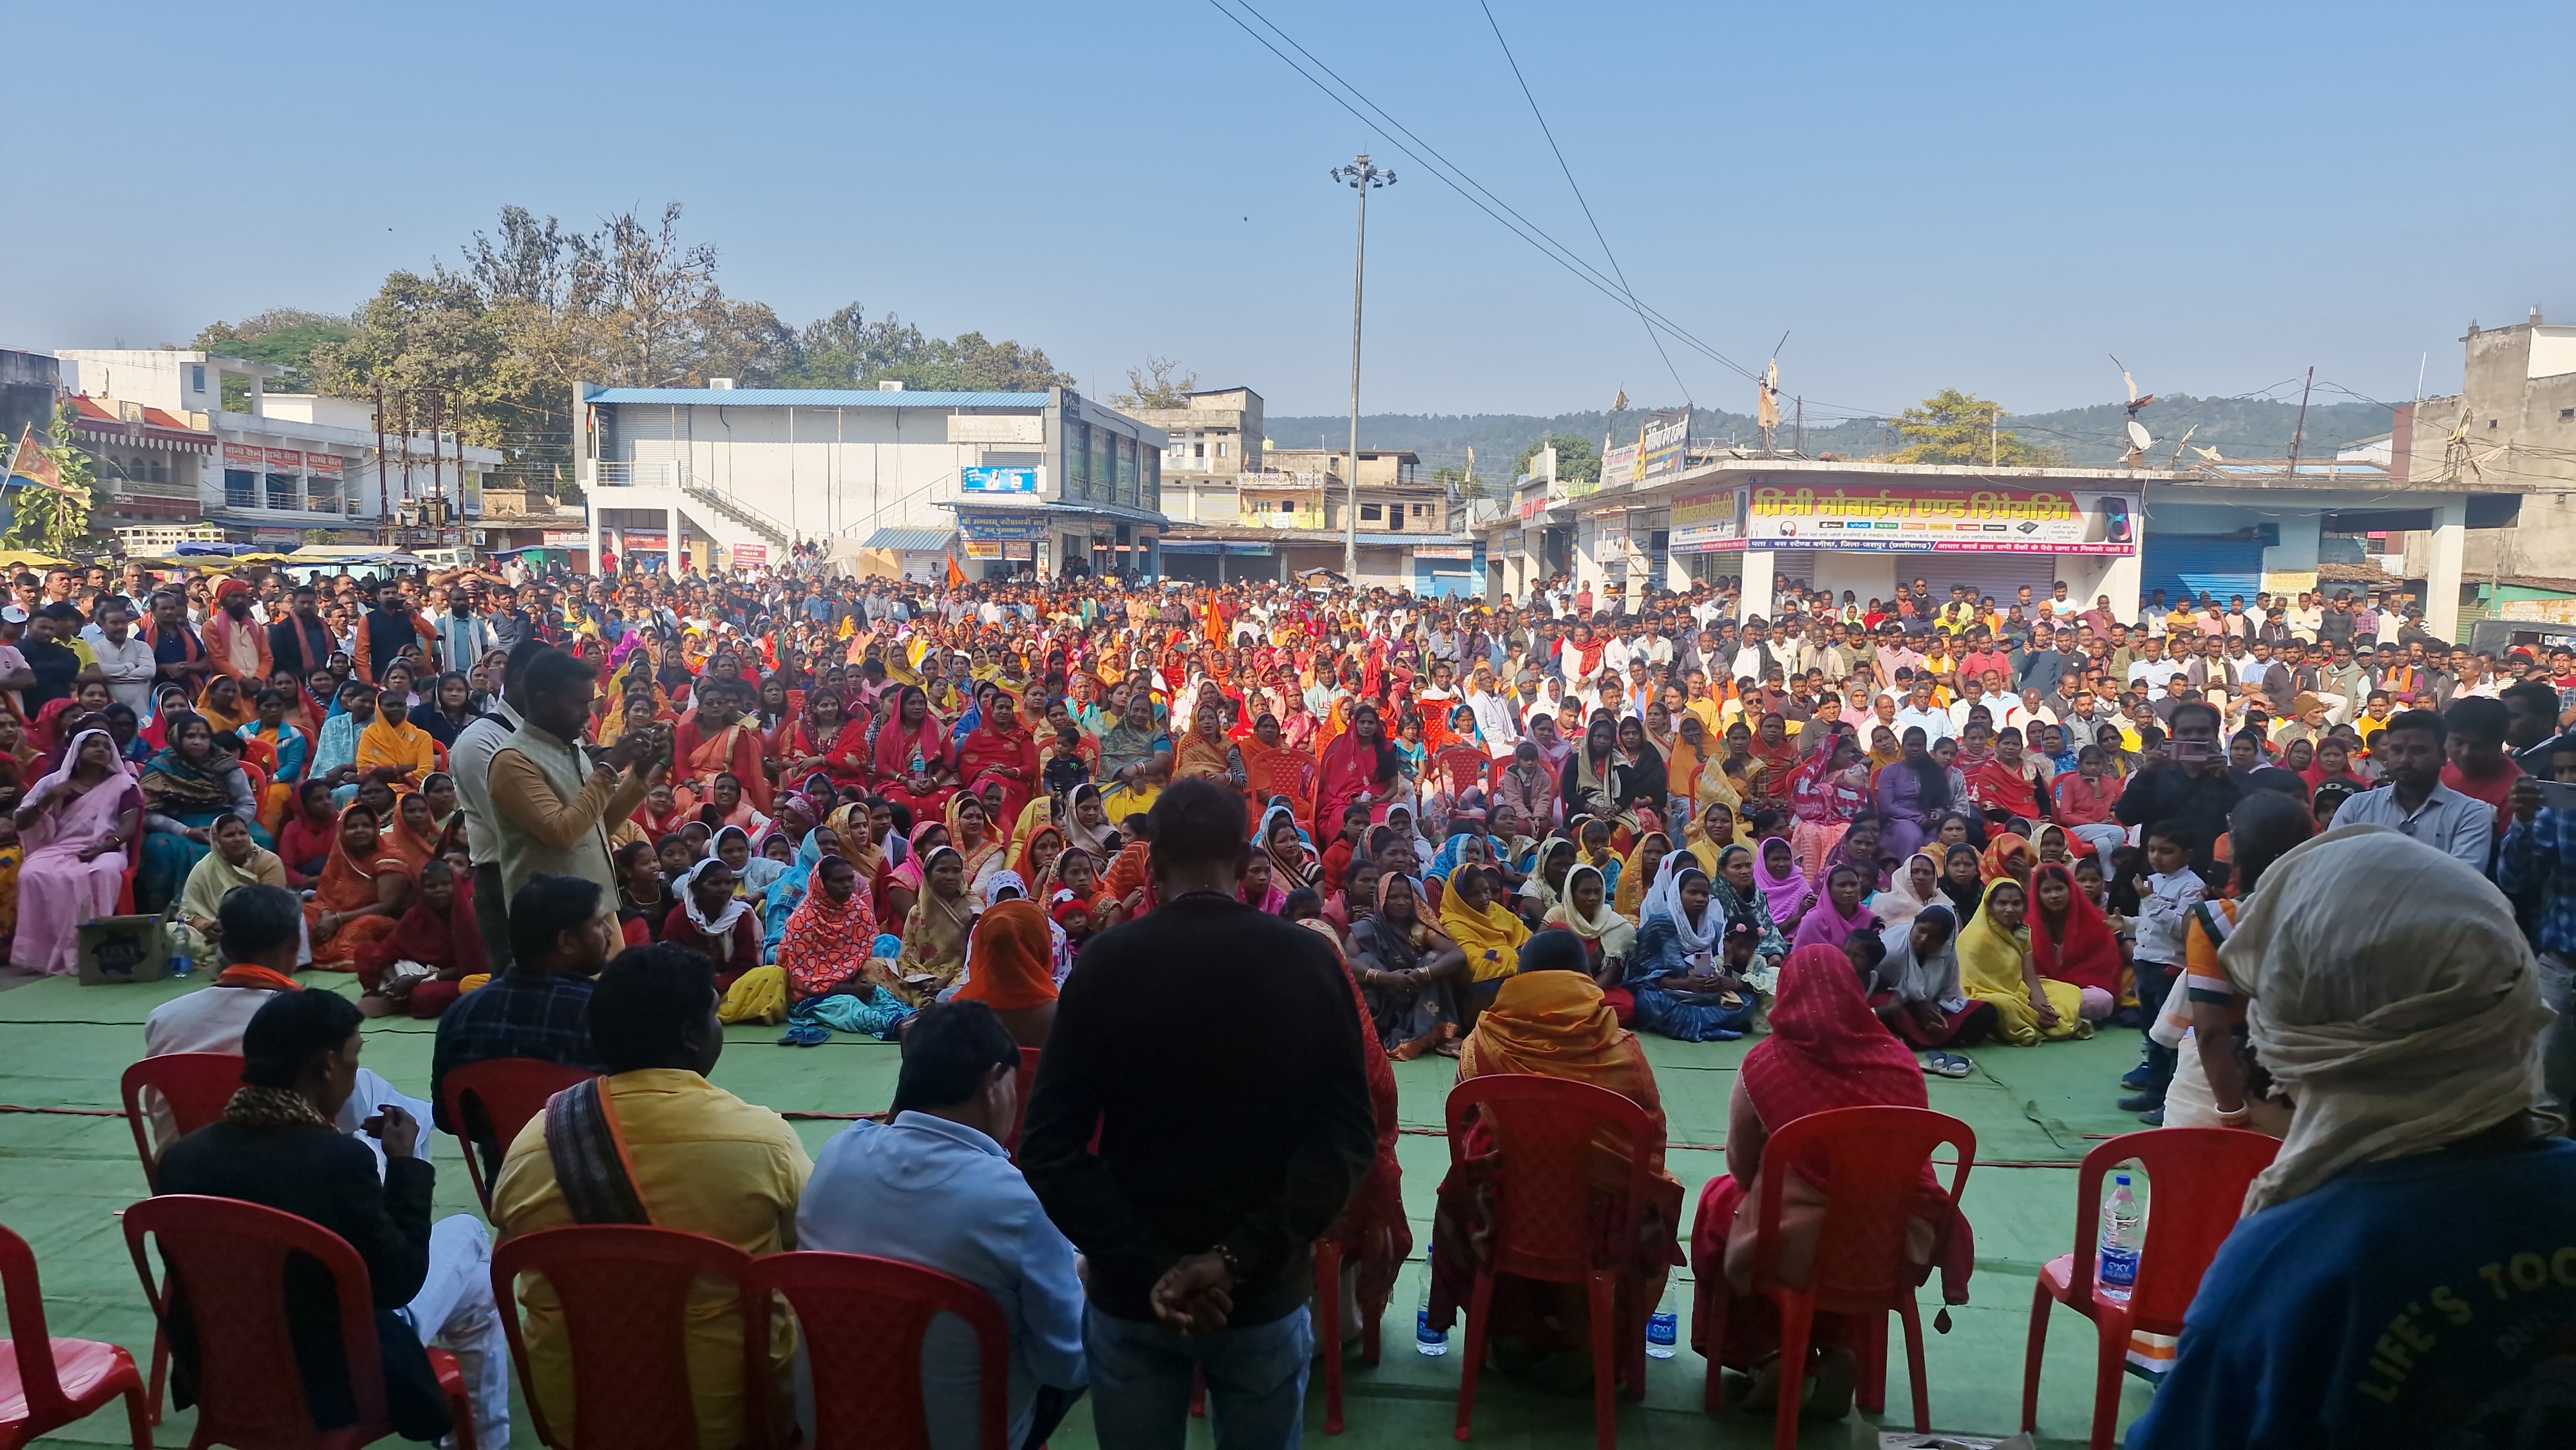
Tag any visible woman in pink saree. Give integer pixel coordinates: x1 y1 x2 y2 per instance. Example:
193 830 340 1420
10 728 143 975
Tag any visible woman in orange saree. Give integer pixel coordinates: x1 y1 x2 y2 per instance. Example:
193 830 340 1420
1171 696 1245 789
305 802 415 971
1425 929 1686 1380
670 686 771 816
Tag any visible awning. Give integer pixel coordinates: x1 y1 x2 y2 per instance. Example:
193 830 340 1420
1158 541 1276 556
861 527 958 552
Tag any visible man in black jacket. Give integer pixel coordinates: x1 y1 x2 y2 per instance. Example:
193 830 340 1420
156 966 510 1447
1021 778 1376 1449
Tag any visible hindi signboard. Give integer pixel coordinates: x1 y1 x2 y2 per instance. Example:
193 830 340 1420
1741 484 2139 555
1670 486 1747 554
1638 408 1690 483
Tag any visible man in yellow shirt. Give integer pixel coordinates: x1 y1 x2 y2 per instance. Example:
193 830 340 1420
493 942 811 1450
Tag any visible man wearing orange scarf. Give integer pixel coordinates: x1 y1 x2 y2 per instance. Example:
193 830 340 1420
202 578 274 686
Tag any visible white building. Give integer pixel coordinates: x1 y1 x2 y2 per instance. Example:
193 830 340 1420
574 382 1169 578
54 350 498 545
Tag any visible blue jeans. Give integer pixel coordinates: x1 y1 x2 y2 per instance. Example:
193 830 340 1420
1083 1303 1313 1450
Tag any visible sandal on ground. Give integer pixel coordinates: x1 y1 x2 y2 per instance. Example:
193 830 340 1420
1924 1051 1973 1078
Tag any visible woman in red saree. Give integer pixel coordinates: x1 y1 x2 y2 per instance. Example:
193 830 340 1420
1689 945 1973 1409
1298 915 1414 1342
1425 929 1684 1377
956 688 1040 827
780 686 871 797
2027 862 2121 1023
871 684 958 821
1312 701 1401 842
355 858 488 1017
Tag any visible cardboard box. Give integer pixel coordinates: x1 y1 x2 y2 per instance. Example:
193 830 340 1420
77 915 172 986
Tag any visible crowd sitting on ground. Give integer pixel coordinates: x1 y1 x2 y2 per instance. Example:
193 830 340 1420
47 552 2576 1448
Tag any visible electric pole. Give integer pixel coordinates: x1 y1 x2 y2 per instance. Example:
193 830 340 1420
2284 366 2315 484
1332 154 1394 579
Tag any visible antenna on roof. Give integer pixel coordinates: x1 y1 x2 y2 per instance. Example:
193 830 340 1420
2110 353 2157 468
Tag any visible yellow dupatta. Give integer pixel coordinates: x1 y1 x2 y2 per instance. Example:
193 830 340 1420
1953 878 2084 1045
1439 888 1531 984
1613 831 1669 921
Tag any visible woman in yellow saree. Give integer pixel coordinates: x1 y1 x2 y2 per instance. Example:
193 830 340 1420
1953 877 2086 1045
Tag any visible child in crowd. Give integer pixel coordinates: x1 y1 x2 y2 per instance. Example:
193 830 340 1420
2121 827 2208 1124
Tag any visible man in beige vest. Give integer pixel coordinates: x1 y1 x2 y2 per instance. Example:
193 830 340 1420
491 648 666 901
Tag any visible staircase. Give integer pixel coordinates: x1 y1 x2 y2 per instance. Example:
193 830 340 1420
683 484 791 550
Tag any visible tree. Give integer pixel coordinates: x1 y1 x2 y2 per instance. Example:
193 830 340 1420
1514 431 1599 484
1884 388 2065 466
3 402 101 555
1113 357 1198 410
192 308 359 392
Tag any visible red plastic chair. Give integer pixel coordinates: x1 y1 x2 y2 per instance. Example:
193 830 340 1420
118 1051 245 1423
1445 1075 1663 1449
3 1221 151 1450
741 1251 1009 1450
2020 1127 2278 1449
999 1046 1041 1160
437 1059 596 1214
120 1053 245 1191
121 1195 478 1450
1698 1105 1975 1450
1309 1236 1383 1436
489 1225 762 1450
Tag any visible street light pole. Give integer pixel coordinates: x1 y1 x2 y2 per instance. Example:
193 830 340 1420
1332 155 1393 580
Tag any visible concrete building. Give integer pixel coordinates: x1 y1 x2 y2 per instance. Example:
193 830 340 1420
1508 453 2510 639
0 350 60 458
1155 446 1483 592
1123 387 1264 527
575 382 1168 579
55 350 498 546
2394 310 2576 592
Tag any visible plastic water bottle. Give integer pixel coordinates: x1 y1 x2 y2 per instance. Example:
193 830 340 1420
2099 1173 2144 1303
1414 1249 1448 1356
1646 1280 1678 1359
168 954 194 978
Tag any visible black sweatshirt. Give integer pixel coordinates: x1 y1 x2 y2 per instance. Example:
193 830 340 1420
1021 893 1378 1326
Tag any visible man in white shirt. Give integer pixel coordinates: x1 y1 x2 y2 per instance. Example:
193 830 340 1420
1464 664 1522 759
79 597 159 712
2128 637 2186 693
453 642 535 974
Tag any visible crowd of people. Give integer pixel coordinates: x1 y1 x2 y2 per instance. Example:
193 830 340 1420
71 552 2576 1448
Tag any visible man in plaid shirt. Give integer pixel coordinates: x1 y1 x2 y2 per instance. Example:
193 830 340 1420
428 874 616 1167
2497 737 2576 1116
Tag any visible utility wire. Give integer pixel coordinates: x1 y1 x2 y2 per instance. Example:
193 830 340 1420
1474 0 1690 406
1204 0 1764 387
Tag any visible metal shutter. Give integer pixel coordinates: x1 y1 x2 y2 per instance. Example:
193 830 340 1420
2141 534 2264 608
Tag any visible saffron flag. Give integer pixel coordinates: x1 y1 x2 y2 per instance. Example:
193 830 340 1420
945 554 967 588
6 424 64 493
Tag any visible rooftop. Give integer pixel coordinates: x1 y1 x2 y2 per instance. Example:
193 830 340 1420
587 387 1050 408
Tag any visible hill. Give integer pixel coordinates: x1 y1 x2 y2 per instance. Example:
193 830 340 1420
1264 393 2394 475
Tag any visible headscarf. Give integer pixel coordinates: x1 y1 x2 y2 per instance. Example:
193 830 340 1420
2221 825 2555 1214
1437 867 1531 982
1744 944 1927 1129
1613 831 1669 921
1936 843 1984 920
1874 905 1966 1012
1707 846 1789 968
952 898 1059 1012
1752 835 1809 923
673 856 752 938
1870 849 1945 932
778 857 878 999
2026 863 2119 996
1640 855 1718 959
1953 878 2032 1001
1260 802 1320 892
1541 862 1636 961
1061 782 1119 857
1789 864 1880 954
138 714 236 816
896 844 974 979
1978 832 2036 885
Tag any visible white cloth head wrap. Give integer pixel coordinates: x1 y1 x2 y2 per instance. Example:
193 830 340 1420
2221 824 2553 1214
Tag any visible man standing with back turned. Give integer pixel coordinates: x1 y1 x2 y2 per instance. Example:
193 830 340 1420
1021 778 1377 1449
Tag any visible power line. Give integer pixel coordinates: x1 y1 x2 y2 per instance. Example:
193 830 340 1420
1473 0 1689 406
1202 0 1766 387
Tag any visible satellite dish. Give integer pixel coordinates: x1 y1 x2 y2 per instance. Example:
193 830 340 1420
2126 419 2153 452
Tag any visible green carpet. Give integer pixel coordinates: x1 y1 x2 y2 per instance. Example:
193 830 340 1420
3 971 2171 1447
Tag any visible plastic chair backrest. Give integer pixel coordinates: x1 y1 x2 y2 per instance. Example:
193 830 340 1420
1752 1106 1976 1306
2067 1127 2278 1329
120 1053 245 1189
121 1194 390 1445
1 1221 75 1427
489 1225 759 1450
1444 1075 1656 1283
743 1251 1010 1450
1000 1047 1041 1159
440 1058 595 1203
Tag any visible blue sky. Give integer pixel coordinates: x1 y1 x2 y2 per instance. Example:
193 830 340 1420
6 1 2570 419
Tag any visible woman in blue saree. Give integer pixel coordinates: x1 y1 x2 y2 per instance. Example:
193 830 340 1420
137 712 270 911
